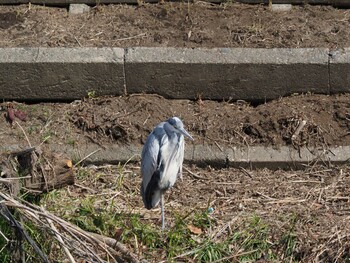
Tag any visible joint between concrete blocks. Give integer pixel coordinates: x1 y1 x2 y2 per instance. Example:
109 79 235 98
122 48 127 96
327 50 331 95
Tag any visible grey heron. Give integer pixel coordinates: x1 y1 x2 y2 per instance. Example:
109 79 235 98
141 117 193 229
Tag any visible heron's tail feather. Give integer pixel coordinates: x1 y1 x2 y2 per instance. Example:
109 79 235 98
142 170 161 209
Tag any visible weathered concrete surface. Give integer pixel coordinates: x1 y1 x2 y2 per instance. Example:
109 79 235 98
50 144 350 170
0 48 125 100
191 145 350 169
229 146 350 169
1 47 350 101
271 4 293 12
329 48 350 94
51 144 350 169
125 47 330 101
69 3 91 14
2 140 349 170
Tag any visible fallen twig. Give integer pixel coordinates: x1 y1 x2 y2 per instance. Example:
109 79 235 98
291 180 322 184
42 207 76 263
0 176 32 183
239 167 253 178
74 149 101 167
183 166 208 180
255 191 276 200
291 119 307 141
0 192 145 263
326 196 350 201
211 213 242 241
15 121 32 147
211 249 259 263
266 198 307 204
0 196 50 263
112 33 147 42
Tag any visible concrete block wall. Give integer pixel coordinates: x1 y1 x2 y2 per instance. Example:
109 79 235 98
0 47 348 101
0 48 125 100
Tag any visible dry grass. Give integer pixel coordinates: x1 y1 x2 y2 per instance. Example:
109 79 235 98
1 152 350 262
2 161 349 262
1 3 350 48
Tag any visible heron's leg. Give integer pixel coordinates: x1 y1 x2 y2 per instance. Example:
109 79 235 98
161 192 165 230
178 166 183 181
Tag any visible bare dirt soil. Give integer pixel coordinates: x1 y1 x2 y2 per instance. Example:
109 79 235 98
1 93 350 151
0 2 349 48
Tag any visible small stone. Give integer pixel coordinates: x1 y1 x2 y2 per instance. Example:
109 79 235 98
69 4 91 15
271 4 292 12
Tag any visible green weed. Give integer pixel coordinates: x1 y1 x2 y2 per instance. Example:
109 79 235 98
193 240 230 262
69 195 119 235
192 210 213 229
122 214 162 249
0 217 12 263
166 215 194 258
0 211 63 262
87 90 97 99
279 214 298 260
66 138 76 146
231 215 275 261
116 162 125 188
27 125 39 135
116 155 138 189
75 167 91 180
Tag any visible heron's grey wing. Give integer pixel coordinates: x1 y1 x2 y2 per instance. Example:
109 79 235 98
141 125 168 209
177 135 185 180
141 132 160 191
155 131 184 190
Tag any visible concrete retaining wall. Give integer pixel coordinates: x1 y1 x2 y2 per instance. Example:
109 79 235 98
0 47 349 101
2 143 348 170
330 48 350 94
0 48 125 100
125 47 329 101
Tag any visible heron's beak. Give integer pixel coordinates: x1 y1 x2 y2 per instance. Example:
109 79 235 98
180 128 194 141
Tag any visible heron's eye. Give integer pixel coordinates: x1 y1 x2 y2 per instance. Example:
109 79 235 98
173 125 178 129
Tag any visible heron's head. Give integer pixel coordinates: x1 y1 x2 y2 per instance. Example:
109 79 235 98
167 117 194 141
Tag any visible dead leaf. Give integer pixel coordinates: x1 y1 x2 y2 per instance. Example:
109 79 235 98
114 228 124 241
187 224 202 235
68 191 80 197
65 159 73 168
14 110 27 121
6 104 15 124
